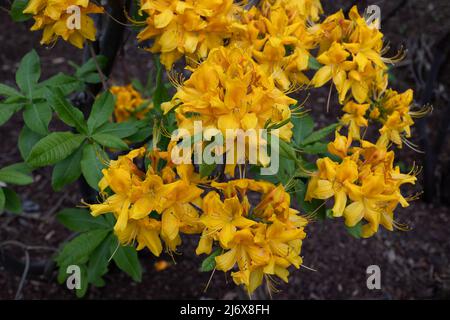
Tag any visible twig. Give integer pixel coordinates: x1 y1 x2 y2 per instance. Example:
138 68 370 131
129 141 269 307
88 42 108 90
14 250 29 300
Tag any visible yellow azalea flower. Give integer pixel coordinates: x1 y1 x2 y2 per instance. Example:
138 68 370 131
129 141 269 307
110 84 153 123
306 157 358 216
310 6 389 104
87 147 204 255
327 130 352 159
268 0 323 22
196 179 308 294
307 134 418 237
24 0 104 48
343 172 401 237
231 1 317 90
200 191 256 248
115 217 163 256
137 0 240 69
341 101 370 140
162 45 296 171
374 89 416 148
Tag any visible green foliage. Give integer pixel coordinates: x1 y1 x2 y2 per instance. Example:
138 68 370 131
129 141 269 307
199 162 216 178
346 221 363 239
46 88 87 134
55 207 143 297
0 164 33 185
2 188 22 214
51 147 83 191
18 125 44 159
10 0 32 22
26 132 86 167
80 143 108 190
200 249 221 272
87 91 115 134
112 245 143 282
308 56 322 70
57 208 111 232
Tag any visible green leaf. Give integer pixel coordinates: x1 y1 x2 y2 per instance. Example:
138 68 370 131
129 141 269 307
302 142 328 154
88 233 114 285
200 249 221 272
296 180 326 218
75 265 89 298
346 221 363 239
95 121 139 138
278 138 298 162
55 229 110 267
38 73 83 97
0 166 33 185
301 123 338 146
80 143 107 191
112 244 142 282
87 92 115 133
92 133 129 150
23 102 52 135
3 188 22 214
152 57 169 109
51 146 83 191
27 132 85 167
308 56 322 70
292 114 314 144
16 50 40 97
199 162 216 178
57 208 111 232
75 56 108 76
0 188 5 213
18 125 44 160
10 0 32 22
0 103 21 126
46 88 87 133
0 84 22 97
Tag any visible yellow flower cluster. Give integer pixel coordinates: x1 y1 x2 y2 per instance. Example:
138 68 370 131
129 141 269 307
137 0 240 69
110 84 153 123
78 0 421 295
87 148 203 255
88 148 308 294
162 45 296 173
340 89 417 148
230 0 321 91
306 131 417 238
372 89 416 148
197 179 308 294
310 6 388 104
23 0 103 48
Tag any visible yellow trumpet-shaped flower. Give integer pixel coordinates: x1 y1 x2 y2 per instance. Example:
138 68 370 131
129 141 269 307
306 133 418 237
231 0 317 90
24 0 104 48
375 89 416 148
87 147 204 255
162 45 296 172
110 84 153 123
310 6 389 104
137 0 240 69
196 179 308 294
341 101 370 140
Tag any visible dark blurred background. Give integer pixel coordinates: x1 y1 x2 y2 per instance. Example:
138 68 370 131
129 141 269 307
0 0 449 299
